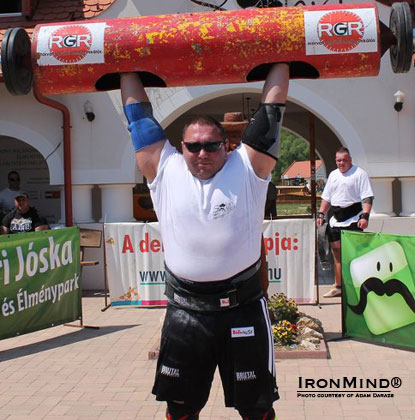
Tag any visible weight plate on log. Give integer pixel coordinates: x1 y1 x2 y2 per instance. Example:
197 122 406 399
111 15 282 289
1 29 13 92
317 223 332 271
389 2 413 74
1 27 33 95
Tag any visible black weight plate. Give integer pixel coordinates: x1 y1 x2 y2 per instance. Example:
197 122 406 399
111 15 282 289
3 27 33 95
389 2 413 74
317 223 332 271
1 28 17 95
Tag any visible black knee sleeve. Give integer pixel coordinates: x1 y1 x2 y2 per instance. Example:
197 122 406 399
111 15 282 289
166 401 202 420
237 406 275 420
242 103 285 160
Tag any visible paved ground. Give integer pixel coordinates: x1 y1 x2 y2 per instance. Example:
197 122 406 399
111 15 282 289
0 286 414 420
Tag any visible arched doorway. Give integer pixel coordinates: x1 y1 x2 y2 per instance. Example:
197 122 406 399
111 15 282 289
0 136 61 224
164 93 343 175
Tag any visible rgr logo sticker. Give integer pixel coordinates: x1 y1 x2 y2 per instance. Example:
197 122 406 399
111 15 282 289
317 11 364 52
37 22 107 66
49 26 92 63
304 8 377 56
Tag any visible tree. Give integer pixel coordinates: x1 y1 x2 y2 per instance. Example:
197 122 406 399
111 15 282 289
272 130 309 184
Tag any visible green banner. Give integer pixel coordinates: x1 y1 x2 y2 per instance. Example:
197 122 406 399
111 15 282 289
0 227 81 340
342 230 415 349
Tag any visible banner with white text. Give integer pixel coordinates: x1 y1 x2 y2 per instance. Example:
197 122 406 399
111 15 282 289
104 220 315 306
0 227 81 340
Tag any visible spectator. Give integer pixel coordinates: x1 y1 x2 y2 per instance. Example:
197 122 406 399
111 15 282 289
317 147 374 298
264 182 277 219
0 171 21 216
2 192 48 234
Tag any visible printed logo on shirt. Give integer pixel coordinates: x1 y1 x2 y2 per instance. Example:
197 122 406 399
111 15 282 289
236 371 257 381
231 327 255 338
160 365 180 378
10 217 33 233
212 201 235 219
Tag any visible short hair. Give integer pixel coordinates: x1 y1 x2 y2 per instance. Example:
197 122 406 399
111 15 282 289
8 170 20 180
182 115 226 140
336 147 351 156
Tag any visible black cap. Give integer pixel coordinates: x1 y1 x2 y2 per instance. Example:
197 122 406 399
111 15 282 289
15 191 29 199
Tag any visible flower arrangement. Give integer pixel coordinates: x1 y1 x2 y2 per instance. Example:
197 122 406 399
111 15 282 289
268 293 324 351
273 320 297 346
268 292 299 323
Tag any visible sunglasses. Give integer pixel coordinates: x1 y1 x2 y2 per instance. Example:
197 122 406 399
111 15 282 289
9 178 19 182
183 141 225 153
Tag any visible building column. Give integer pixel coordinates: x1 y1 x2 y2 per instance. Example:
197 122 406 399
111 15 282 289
99 184 135 222
370 177 395 217
398 177 415 217
72 184 94 223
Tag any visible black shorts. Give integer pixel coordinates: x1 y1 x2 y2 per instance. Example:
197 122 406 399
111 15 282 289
152 297 278 410
327 222 362 243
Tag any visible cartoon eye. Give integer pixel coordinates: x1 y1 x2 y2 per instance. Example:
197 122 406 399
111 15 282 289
376 261 381 271
389 262 393 272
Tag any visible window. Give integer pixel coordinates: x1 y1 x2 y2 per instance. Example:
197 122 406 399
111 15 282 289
0 0 22 14
0 0 36 18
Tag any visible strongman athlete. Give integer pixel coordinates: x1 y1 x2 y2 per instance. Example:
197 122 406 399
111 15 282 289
317 147 374 298
120 63 289 420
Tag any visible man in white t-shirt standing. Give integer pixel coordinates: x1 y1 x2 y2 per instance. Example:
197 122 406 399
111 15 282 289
317 147 374 298
120 62 289 420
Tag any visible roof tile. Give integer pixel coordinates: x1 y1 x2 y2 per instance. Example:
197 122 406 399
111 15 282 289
0 0 116 76
282 160 323 179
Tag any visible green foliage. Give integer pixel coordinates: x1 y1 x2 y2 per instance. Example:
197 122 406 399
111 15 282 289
271 130 310 183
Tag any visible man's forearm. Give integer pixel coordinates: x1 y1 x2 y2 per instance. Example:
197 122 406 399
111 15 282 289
362 203 372 215
318 199 331 215
262 63 289 104
120 73 149 105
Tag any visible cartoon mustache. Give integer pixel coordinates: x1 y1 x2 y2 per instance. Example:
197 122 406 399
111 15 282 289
348 277 415 315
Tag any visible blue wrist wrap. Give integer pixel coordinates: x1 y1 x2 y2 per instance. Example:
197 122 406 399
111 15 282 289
123 102 166 152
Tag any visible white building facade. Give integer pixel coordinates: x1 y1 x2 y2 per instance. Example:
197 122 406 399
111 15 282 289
1 0 414 288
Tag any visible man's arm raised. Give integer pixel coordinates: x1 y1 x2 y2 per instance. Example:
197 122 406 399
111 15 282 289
120 73 166 183
242 63 289 179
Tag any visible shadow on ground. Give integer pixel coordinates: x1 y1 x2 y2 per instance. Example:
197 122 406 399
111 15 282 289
0 324 140 362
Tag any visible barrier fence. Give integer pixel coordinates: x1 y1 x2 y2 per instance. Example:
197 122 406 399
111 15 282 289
104 219 315 306
0 227 81 341
342 230 415 350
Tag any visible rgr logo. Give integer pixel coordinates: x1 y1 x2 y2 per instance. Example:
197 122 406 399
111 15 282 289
49 34 91 49
317 10 364 52
318 21 364 38
49 25 92 63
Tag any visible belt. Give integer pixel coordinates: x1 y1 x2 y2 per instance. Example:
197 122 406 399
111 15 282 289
331 202 362 222
164 261 263 312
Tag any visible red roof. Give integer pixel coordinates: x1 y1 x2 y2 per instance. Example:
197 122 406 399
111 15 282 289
0 0 116 80
282 160 323 179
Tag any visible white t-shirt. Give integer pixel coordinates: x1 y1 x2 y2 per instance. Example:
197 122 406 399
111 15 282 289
321 165 374 227
0 188 18 215
148 141 269 282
